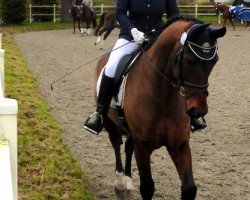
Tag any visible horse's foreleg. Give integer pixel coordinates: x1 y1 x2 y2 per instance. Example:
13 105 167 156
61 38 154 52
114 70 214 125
134 140 154 200
246 22 250 30
223 18 227 28
77 20 81 33
124 136 135 190
168 141 197 200
73 21 76 34
105 118 123 174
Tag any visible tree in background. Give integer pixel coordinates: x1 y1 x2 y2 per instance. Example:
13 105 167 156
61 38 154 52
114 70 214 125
32 0 57 22
1 0 26 24
61 0 72 22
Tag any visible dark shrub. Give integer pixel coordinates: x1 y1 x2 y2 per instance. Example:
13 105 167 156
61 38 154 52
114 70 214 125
2 0 27 24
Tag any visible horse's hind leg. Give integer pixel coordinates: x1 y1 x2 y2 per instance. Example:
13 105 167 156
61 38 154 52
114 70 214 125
103 28 114 40
246 21 250 30
168 141 197 200
229 19 235 30
134 141 154 200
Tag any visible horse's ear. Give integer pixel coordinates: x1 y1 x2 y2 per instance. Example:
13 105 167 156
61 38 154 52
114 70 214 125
210 27 227 39
186 23 210 39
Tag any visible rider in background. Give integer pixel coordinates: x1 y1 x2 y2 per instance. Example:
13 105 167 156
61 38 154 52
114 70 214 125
74 0 82 6
82 0 93 9
82 0 94 16
84 0 207 135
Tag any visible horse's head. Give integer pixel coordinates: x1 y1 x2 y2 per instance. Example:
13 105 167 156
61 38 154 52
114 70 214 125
74 5 83 19
214 3 222 14
171 22 226 118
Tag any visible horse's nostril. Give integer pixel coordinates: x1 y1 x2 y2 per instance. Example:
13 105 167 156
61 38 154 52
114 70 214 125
187 108 203 118
187 107 207 118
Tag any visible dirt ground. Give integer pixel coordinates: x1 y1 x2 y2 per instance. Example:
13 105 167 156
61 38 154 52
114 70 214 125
15 26 249 200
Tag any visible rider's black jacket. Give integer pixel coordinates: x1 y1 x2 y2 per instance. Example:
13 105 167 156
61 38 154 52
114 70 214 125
116 0 180 41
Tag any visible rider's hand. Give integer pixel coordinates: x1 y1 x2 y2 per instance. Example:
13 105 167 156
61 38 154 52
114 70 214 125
131 28 145 44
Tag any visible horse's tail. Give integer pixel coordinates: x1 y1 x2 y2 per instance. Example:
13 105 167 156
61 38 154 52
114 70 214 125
94 12 106 36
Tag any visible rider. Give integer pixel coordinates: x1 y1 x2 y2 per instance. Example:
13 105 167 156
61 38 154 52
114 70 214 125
82 0 93 10
82 0 94 17
84 0 207 135
74 0 82 6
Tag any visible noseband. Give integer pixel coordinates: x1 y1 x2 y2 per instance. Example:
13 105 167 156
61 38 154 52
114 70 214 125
142 37 218 100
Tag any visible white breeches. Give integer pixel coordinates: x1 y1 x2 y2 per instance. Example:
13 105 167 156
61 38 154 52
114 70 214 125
104 38 139 78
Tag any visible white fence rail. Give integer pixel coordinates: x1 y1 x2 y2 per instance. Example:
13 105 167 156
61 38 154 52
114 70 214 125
0 33 18 200
28 4 60 23
27 4 221 23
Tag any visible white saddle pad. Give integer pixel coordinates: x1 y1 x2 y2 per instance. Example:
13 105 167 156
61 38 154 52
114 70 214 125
96 68 127 109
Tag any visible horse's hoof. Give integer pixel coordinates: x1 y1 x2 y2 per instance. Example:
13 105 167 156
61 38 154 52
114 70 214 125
124 176 135 190
115 172 127 191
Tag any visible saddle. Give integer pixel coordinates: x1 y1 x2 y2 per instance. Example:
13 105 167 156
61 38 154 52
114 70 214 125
96 40 153 130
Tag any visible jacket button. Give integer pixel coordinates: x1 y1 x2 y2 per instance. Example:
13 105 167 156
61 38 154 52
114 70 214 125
147 4 150 7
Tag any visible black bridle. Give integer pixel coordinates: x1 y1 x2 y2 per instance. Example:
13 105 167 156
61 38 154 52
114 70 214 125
141 39 218 100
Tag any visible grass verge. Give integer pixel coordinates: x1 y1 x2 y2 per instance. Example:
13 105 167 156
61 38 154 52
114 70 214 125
0 22 94 200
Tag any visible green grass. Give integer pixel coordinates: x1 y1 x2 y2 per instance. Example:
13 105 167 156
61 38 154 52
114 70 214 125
0 23 94 200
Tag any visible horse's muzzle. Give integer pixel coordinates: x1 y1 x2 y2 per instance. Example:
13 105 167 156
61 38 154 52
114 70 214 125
187 107 208 118
186 93 208 118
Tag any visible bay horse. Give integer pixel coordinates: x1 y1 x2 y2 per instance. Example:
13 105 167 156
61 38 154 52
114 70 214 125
69 5 81 34
212 2 236 30
79 4 97 36
69 4 97 35
91 16 226 199
94 11 121 47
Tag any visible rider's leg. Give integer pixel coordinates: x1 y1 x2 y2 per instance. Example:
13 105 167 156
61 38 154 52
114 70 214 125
84 38 139 134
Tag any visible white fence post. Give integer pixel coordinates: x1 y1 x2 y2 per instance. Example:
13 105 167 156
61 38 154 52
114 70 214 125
0 33 2 49
0 140 14 200
0 33 18 200
0 41 4 96
29 4 32 23
195 4 198 18
101 4 104 14
53 4 56 23
0 96 18 200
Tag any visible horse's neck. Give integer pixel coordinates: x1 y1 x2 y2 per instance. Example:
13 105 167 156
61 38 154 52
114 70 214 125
135 36 178 100
221 5 228 12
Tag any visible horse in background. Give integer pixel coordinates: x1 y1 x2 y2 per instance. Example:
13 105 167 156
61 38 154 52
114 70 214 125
69 5 81 34
94 11 121 47
92 16 226 199
69 4 97 36
210 0 236 30
210 0 250 30
79 4 97 36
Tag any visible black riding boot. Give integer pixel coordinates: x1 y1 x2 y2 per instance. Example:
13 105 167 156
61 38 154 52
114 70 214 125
191 117 207 132
84 73 114 135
